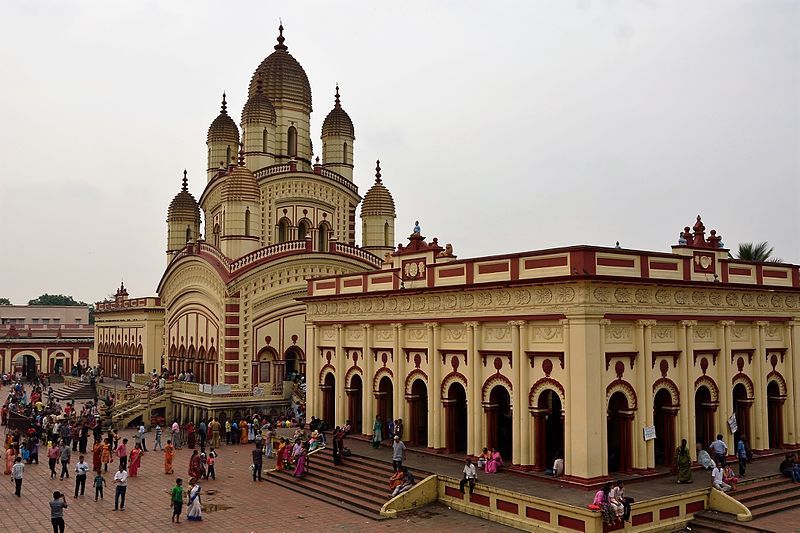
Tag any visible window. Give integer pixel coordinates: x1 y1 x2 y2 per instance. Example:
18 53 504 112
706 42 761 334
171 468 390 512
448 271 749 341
384 221 391 246
259 360 270 383
32 318 39 324
186 226 192 243
262 128 268 153
42 319 50 324
287 126 297 157
53 318 60 324
343 142 348 165
226 145 231 164
213 223 220 247
75 318 82 324
318 223 329 251
298 220 309 240
278 218 290 243
245 208 251 236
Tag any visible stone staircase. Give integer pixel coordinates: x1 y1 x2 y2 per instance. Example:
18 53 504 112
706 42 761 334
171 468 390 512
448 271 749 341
684 510 775 533
110 390 168 428
52 381 95 401
264 444 430 519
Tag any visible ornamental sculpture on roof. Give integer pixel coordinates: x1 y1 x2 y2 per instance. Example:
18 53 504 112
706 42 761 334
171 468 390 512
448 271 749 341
677 215 725 249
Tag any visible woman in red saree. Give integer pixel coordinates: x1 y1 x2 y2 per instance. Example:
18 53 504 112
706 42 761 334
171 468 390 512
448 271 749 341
129 444 143 476
186 422 196 449
92 440 102 474
274 439 286 471
4 445 14 475
164 440 175 474
188 450 202 479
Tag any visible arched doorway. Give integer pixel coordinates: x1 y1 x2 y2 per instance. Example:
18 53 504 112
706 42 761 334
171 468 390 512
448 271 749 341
14 354 37 379
284 347 302 381
347 374 363 434
444 382 468 454
321 373 335 427
407 380 428 447
653 389 676 467
767 381 784 449
607 392 633 473
732 384 752 446
376 376 394 436
486 386 512 461
532 390 564 471
256 349 273 385
694 386 715 449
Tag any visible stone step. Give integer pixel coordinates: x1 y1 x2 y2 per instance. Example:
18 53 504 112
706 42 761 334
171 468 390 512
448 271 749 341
687 514 773 533
736 484 800 508
734 475 789 496
750 498 800 518
311 448 428 487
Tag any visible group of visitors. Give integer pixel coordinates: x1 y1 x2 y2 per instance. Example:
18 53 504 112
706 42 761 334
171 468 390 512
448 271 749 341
590 481 633 525
675 433 753 489
371 415 403 449
779 453 800 482
476 447 504 474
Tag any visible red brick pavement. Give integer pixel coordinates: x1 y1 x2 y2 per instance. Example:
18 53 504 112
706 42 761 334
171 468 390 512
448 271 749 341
0 433 514 532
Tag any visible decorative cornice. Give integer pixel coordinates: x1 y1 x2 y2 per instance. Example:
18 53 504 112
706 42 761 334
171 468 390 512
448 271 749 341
718 320 736 327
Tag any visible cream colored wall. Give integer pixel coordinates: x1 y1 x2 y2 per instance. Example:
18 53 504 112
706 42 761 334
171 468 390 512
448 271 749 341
322 133 354 181
361 214 394 256
242 124 276 171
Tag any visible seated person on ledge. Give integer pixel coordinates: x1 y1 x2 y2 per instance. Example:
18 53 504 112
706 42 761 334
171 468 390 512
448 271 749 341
545 451 564 477
697 447 715 470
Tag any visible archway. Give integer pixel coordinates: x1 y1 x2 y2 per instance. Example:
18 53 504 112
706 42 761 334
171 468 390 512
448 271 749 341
486 386 512 461
347 374 363 434
532 390 564 471
321 373 335 427
284 347 302 380
694 386 715 449
256 349 273 385
607 391 633 473
376 376 394 436
767 381 784 449
444 382 468 454
653 389 676 468
732 384 752 446
14 354 37 379
408 379 428 447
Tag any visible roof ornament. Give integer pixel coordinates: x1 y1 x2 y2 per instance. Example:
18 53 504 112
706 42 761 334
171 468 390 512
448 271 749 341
275 22 287 51
182 169 188 192
375 160 382 183
238 142 246 166
221 92 228 114
334 84 341 108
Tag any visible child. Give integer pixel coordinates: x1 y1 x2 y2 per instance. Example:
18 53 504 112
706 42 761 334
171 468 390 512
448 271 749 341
170 478 183 523
93 472 105 501
207 448 217 480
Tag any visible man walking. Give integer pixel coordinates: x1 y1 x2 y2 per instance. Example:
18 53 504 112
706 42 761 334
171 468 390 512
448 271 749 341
391 435 406 471
117 438 128 470
113 463 128 511
59 441 71 480
154 424 163 451
74 455 89 497
50 491 68 533
138 424 148 452
252 444 263 482
11 456 24 497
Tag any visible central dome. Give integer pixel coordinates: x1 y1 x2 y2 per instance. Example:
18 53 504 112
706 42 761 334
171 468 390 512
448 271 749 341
248 25 312 111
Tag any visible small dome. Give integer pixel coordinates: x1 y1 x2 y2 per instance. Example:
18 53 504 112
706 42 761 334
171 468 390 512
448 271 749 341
241 76 276 125
207 93 240 144
168 171 201 221
361 161 395 217
248 25 312 111
221 147 260 201
322 85 354 138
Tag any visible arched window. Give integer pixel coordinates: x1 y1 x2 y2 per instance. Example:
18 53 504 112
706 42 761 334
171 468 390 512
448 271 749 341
343 142 348 165
226 145 231 165
185 226 192 243
278 218 290 243
384 221 390 246
245 208 251 236
262 128 268 153
318 222 330 251
287 126 297 157
213 223 220 247
297 219 309 240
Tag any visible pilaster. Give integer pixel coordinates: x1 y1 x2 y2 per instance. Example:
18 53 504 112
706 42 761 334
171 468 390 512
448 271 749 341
509 320 525 466
788 322 799 446
754 321 769 450
680 321 696 457
392 323 405 438
465 321 481 455
306 323 318 419
426 322 441 450
362 324 373 436
334 324 345 426
637 319 657 470
719 320 735 437
560 318 571 472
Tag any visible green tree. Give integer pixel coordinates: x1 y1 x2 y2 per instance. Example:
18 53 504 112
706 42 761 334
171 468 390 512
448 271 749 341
28 294 88 306
0 298 10 305
734 242 783 263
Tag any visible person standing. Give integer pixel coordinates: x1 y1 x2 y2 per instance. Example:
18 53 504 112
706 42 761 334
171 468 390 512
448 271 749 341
128 444 142 477
59 441 71 480
170 478 184 523
138 424 148 452
252 444 264 482
675 439 693 484
48 442 60 479
113 463 128 511
11 456 24 497
459 457 477 494
737 434 748 477
207 448 217 480
93 472 105 501
372 416 382 449
116 439 128 470
164 440 175 474
709 434 728 467
74 455 89 497
50 491 68 533
198 420 207 448
153 424 163 451
391 435 406 471
209 418 221 448
171 421 181 449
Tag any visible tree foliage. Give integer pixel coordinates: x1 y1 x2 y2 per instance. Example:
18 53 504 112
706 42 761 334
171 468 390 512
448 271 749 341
0 298 10 305
28 294 88 306
734 242 782 263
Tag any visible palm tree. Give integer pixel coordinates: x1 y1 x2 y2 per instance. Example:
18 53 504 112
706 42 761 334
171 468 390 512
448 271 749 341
734 242 783 263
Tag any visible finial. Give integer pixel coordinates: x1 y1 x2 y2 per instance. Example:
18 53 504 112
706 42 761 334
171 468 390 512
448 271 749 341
221 92 228 114
238 142 245 166
334 84 341 108
275 22 287 51
375 160 381 183
315 156 320 164
182 170 188 192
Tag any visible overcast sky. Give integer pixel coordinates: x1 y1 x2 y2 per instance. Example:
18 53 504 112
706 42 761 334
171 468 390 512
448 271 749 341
1 0 798 305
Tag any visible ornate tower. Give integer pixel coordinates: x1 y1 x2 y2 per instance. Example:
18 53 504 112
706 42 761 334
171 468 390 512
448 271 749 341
217 145 262 258
206 94 240 180
321 84 355 181
166 170 201 262
241 75 277 172
360 160 396 258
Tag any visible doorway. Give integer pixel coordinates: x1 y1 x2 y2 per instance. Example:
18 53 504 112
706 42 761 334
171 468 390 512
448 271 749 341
486 386 512 461
445 382 468 454
607 392 633 473
537 390 564 470
408 379 428 447
653 389 676 467
767 381 784 449
347 374 363 434
694 386 714 448
376 376 394 436
321 373 335 427
732 383 752 446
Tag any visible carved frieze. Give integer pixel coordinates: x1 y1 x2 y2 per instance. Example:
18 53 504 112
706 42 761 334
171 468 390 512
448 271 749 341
531 326 563 342
605 326 632 343
484 327 510 343
442 327 466 342
652 327 674 342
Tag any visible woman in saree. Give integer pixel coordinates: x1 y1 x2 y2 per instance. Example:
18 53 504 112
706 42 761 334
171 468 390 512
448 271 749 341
240 420 248 445
4 444 15 475
186 479 203 521
186 422 196 449
128 443 143 476
101 438 112 472
188 450 202 480
293 442 309 478
247 421 255 443
275 438 286 471
485 448 503 474
92 439 102 474
164 440 175 474
283 438 295 468
372 415 382 449
675 438 693 484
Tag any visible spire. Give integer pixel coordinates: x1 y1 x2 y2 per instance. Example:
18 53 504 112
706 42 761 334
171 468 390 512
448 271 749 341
375 160 382 183
220 92 228 114
238 142 245 166
182 170 188 192
334 84 341 108
274 22 287 51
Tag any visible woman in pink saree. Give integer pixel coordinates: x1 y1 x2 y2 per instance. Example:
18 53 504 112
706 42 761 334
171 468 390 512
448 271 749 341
484 448 504 474
293 442 309 478
128 444 143 476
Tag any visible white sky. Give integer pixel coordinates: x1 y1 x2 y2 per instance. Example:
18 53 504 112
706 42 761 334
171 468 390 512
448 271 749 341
0 0 798 305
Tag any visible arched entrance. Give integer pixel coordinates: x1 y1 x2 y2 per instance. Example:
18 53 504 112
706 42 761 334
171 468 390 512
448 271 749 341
407 379 428 447
532 390 564 471
256 349 274 385
486 386 512 461
767 381 784 449
607 392 633 473
444 382 468 454
14 354 37 379
284 347 303 381
732 384 752 446
321 373 335 427
653 389 677 467
376 376 394 435
347 374 363 434
694 386 715 448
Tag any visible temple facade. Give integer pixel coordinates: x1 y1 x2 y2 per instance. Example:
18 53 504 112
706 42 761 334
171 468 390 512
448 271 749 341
302 219 800 483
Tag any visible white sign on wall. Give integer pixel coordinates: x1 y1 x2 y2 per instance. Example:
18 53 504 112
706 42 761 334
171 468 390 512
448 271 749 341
643 425 657 441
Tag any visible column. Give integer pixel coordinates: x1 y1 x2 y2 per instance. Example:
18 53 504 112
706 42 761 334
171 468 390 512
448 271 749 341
719 321 735 437
305 323 317 419
518 322 530 468
392 323 405 438
426 322 441 450
561 319 572 473
465 321 481 455
509 321 523 466
680 321 696 457
754 321 769 450
530 409 547 471
638 320 657 470
634 321 646 470
362 324 373 437
787 321 799 446
598 319 609 475
334 324 345 426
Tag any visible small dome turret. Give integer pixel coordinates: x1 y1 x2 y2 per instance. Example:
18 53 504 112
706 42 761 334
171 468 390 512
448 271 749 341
221 145 260 202
322 84 354 138
168 170 201 221
361 160 396 258
207 93 240 144
241 77 277 125
361 160 395 217
166 170 202 259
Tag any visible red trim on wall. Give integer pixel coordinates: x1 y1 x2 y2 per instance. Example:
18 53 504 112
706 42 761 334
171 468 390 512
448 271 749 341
225 316 240 325
524 256 568 269
682 257 691 280
763 269 788 279
224 364 239 372
650 261 678 271
469 493 490 506
225 327 239 336
526 507 550 522
640 257 650 278
224 304 240 313
439 267 465 278
466 263 474 284
729 267 752 276
372 275 392 284
444 486 463 499
316 281 336 290
224 375 237 384
477 262 509 274
721 262 729 283
558 515 586 532
224 339 239 349
510 258 519 281
597 257 635 268
496 499 518 514
631 512 653 526
570 250 596 276
686 500 705 514
343 278 363 288
659 506 680 519
794 267 800 287
756 264 764 285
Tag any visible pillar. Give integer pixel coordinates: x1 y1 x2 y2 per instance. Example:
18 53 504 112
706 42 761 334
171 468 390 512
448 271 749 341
465 321 481 455
680 321 696 457
598 319 609 475
788 321 799 446
638 319 657 470
530 409 547 471
561 319 573 473
362 324 373 437
392 323 405 438
754 321 769 450
426 322 441 450
334 324 345 426
634 321 646 470
306 323 317 419
518 321 530 468
719 321 735 438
